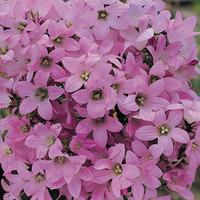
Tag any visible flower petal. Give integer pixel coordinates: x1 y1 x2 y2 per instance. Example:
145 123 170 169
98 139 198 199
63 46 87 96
170 128 190 144
38 100 52 120
48 86 64 100
135 126 157 141
65 75 83 93
19 96 39 115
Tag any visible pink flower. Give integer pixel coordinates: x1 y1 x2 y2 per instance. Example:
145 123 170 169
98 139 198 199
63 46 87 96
72 74 117 119
136 110 190 158
6 116 31 143
45 147 86 196
28 45 65 79
93 144 140 197
85 0 126 40
21 162 52 200
0 138 24 172
163 169 194 200
186 127 200 165
47 20 80 51
16 70 64 120
62 55 110 92
0 88 11 109
25 123 62 158
76 111 123 148
126 150 162 200
70 135 96 159
123 79 168 121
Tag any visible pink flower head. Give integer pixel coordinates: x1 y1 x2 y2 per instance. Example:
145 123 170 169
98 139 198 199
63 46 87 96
21 162 52 200
6 116 31 143
70 135 96 159
123 79 169 121
0 138 24 172
28 45 65 79
72 74 117 119
45 146 86 195
163 169 194 200
25 123 62 158
16 70 64 120
0 0 200 199
76 110 123 148
47 20 80 51
62 55 110 92
136 110 190 158
85 0 127 40
94 144 140 197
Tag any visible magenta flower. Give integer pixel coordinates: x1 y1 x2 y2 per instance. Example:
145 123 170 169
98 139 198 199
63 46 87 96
136 110 190 158
25 123 62 158
16 70 64 120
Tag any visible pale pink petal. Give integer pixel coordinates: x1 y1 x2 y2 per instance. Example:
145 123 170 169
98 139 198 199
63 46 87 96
136 28 154 42
105 88 117 110
38 100 52 120
48 86 64 100
158 136 173 156
34 70 50 86
94 159 111 170
107 117 123 132
149 144 164 159
167 110 182 127
65 38 80 51
65 75 83 93
67 175 81 198
148 97 169 110
154 110 166 126
123 164 140 179
111 177 121 198
132 182 144 200
147 79 164 97
135 126 157 141
76 119 93 134
109 143 125 163
123 95 139 111
93 128 107 148
164 77 181 92
72 89 89 104
170 128 190 143
139 108 155 121
19 96 39 115
87 101 105 119
16 81 36 97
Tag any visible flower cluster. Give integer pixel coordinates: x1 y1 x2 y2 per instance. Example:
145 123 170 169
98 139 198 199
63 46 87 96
0 0 200 199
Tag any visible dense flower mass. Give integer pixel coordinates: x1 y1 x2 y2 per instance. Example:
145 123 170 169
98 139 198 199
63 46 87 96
0 0 200 199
